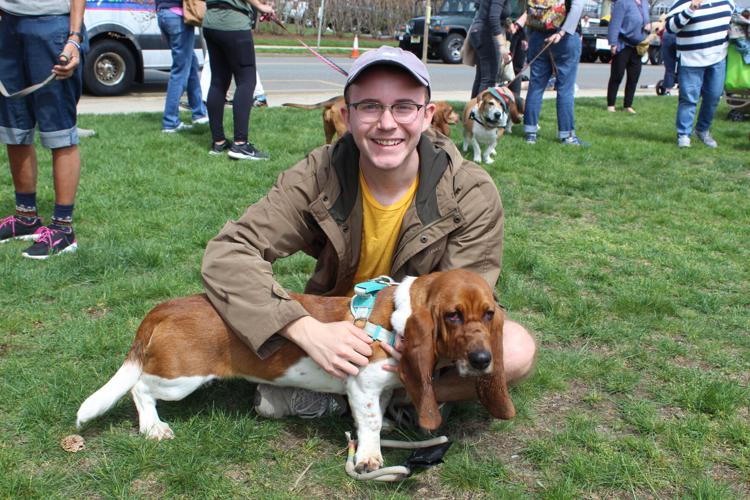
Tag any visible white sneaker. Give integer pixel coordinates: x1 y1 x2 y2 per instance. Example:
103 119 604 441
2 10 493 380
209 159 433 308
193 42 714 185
253 384 347 419
162 122 192 133
677 135 691 148
193 115 209 125
695 130 718 148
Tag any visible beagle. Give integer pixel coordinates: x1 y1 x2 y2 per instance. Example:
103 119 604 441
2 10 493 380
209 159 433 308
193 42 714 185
283 96 461 144
462 87 522 164
76 269 515 473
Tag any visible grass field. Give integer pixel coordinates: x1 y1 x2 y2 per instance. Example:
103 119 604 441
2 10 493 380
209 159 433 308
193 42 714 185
1 97 748 498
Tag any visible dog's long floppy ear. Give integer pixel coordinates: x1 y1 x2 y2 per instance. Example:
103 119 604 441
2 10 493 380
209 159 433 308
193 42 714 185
507 93 523 124
476 306 516 419
398 307 442 430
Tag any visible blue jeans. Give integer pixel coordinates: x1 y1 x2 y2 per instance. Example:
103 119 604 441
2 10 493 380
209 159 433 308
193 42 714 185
0 13 86 148
661 32 677 89
676 59 726 136
157 10 205 129
523 30 582 139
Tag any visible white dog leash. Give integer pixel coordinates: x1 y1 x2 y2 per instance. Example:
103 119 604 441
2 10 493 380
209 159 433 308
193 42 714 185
0 73 57 99
344 432 450 481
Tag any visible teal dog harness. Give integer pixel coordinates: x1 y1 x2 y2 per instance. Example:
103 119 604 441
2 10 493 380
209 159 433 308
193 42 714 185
350 276 399 347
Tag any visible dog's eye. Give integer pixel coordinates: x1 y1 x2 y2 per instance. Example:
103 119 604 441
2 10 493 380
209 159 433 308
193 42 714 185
483 310 495 322
444 311 463 324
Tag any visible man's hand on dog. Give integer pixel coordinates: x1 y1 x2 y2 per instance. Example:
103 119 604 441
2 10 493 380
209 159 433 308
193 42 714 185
380 336 403 373
281 316 373 379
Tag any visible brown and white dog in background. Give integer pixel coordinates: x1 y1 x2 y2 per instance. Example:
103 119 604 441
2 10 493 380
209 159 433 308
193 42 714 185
463 87 522 164
76 269 515 473
284 97 460 144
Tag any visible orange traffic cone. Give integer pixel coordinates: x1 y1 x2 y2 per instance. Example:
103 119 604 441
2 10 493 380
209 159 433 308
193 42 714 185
350 35 360 58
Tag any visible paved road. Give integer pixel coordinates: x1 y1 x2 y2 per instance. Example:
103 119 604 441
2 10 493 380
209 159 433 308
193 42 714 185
78 54 667 114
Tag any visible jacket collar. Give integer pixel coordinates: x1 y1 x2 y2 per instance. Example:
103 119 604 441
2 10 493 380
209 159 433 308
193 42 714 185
329 132 450 226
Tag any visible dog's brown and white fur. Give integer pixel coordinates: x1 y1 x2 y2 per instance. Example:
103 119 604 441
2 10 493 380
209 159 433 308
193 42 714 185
76 269 515 473
463 87 522 164
284 96 460 144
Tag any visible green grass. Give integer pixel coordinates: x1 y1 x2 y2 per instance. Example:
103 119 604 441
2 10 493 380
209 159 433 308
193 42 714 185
1 97 749 497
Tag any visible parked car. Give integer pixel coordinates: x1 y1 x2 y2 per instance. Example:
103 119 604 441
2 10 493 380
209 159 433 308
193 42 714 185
397 0 476 64
83 0 203 96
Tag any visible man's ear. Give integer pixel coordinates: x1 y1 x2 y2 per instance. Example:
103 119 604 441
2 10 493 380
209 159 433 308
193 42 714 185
398 307 442 430
422 102 437 132
476 306 516 420
340 101 351 132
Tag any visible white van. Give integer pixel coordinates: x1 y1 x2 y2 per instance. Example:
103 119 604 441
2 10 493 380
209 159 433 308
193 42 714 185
83 0 203 96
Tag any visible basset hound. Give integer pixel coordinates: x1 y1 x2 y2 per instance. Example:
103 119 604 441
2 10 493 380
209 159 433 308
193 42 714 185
462 86 522 164
76 269 515 473
283 96 461 144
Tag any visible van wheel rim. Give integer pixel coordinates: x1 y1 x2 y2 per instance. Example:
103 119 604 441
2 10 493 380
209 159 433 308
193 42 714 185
95 52 126 87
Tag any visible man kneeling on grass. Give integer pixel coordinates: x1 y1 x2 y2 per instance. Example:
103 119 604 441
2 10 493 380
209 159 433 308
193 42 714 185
201 46 537 424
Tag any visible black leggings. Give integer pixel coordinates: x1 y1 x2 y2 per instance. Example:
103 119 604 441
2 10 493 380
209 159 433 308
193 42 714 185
470 29 500 98
606 46 642 108
203 27 257 143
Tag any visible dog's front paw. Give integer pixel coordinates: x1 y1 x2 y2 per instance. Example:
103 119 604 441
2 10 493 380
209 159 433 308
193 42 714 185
145 422 174 440
355 452 384 473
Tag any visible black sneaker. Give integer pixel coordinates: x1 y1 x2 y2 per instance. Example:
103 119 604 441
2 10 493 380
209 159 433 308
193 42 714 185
209 140 232 156
0 215 43 243
228 142 269 161
21 226 77 260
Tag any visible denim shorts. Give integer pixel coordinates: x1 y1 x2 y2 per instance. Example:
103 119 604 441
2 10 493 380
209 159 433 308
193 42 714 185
0 12 86 149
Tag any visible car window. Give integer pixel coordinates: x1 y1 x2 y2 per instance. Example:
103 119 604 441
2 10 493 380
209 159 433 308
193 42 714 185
439 1 478 14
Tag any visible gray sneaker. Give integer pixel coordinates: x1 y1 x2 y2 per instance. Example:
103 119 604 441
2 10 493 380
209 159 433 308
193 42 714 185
253 384 347 419
695 130 718 148
677 135 691 148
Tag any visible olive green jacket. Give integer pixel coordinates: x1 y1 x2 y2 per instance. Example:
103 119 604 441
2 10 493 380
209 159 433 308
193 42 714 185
201 130 504 358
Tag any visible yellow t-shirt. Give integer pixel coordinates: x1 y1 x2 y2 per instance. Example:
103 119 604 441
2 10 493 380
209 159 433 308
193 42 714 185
353 172 419 285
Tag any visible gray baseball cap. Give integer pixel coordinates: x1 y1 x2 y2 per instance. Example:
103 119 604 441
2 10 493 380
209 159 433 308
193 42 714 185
345 46 431 99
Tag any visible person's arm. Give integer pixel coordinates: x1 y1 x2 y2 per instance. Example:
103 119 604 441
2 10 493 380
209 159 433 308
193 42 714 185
247 0 275 15
53 0 85 79
557 0 585 38
666 0 697 34
490 0 510 61
608 0 625 53
201 152 372 378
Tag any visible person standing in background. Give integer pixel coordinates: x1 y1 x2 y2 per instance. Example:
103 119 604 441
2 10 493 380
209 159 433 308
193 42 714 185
468 0 511 98
659 29 678 95
666 0 734 148
0 0 87 259
156 0 208 133
202 0 274 160
523 0 587 145
606 0 651 114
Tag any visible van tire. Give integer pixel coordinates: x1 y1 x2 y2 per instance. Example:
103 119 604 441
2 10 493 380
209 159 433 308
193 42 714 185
84 39 136 96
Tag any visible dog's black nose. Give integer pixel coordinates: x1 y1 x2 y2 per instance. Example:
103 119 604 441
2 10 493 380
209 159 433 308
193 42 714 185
468 350 492 370
493 111 502 120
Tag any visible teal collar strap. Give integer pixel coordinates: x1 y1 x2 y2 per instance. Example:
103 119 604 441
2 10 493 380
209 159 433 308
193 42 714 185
350 276 399 347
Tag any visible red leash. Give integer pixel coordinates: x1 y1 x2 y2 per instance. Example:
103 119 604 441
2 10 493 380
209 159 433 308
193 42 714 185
260 13 349 77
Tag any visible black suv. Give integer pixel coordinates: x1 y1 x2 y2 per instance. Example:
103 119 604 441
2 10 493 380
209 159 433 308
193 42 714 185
397 0 476 64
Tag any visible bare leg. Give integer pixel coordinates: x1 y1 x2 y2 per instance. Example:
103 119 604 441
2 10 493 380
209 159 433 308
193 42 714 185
7 145 38 194
51 145 80 205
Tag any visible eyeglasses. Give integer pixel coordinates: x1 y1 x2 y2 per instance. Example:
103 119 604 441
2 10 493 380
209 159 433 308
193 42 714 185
348 101 426 124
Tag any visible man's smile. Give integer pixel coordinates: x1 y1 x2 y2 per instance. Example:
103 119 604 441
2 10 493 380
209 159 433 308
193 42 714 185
371 138 405 147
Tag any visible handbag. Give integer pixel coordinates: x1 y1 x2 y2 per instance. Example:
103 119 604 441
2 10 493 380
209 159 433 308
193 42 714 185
183 0 206 27
461 35 476 67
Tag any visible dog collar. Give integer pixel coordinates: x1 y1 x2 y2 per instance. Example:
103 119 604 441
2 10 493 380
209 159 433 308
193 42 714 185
350 276 399 347
469 107 501 129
